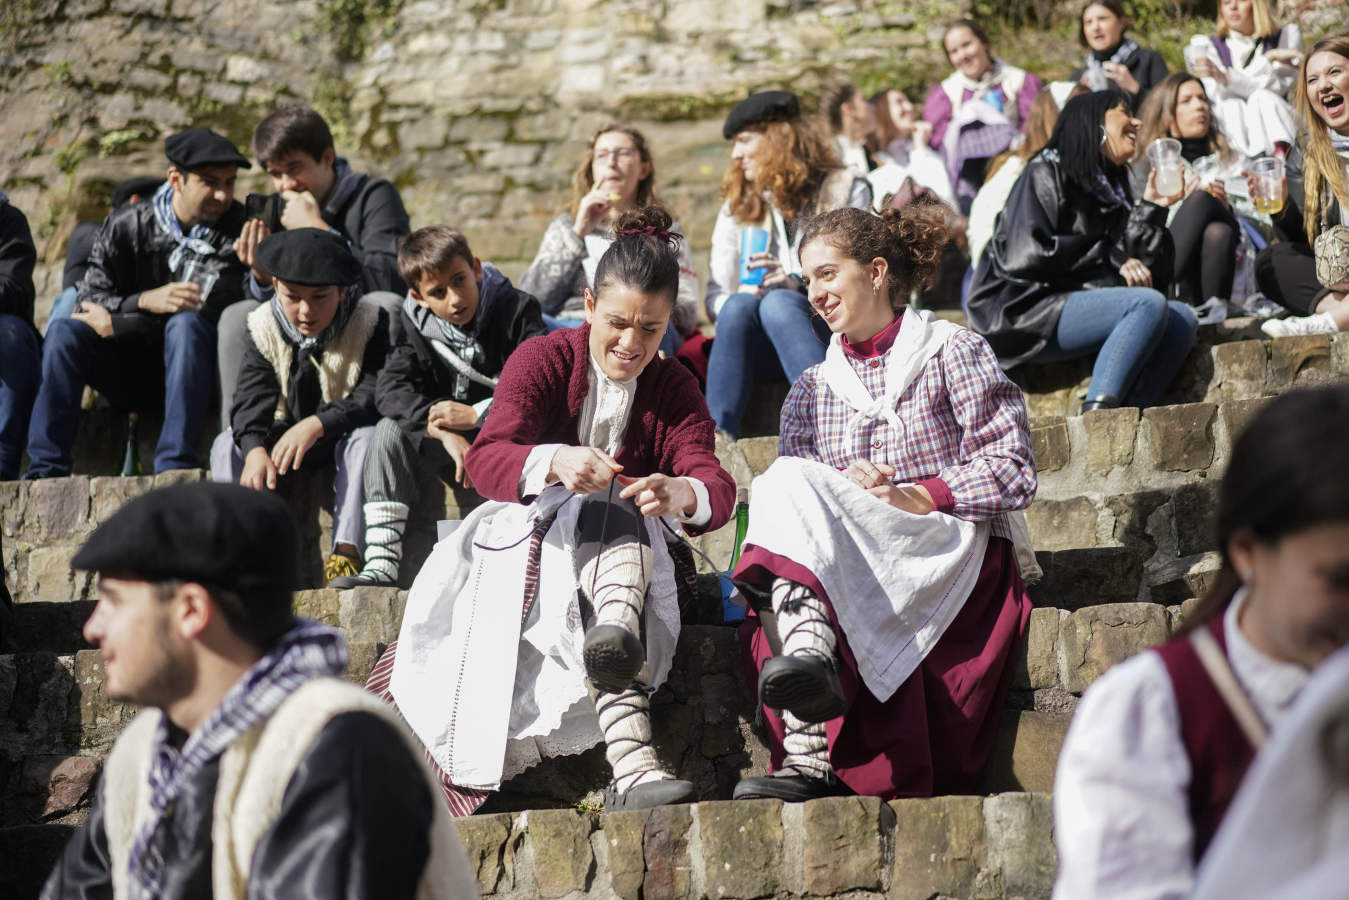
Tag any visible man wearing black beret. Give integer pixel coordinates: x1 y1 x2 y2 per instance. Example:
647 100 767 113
210 228 389 585
25 128 251 479
39 481 478 899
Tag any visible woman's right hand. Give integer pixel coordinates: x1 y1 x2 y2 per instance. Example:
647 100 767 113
574 189 614 237
749 252 794 292
842 459 896 490
1119 258 1153 288
1143 168 1196 208
549 446 623 494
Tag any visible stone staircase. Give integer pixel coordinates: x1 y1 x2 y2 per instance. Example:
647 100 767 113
3 327 1345 898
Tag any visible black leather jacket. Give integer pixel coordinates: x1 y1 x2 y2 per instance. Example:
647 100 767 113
77 200 247 339
966 149 1174 368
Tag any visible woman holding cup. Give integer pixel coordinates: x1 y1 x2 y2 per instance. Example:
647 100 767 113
966 91 1197 413
520 124 699 352
1185 0 1301 158
704 91 872 437
1259 36 1349 337
1133 72 1275 323
1071 0 1169 107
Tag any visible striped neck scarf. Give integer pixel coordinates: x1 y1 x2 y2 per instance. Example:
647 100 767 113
151 180 225 275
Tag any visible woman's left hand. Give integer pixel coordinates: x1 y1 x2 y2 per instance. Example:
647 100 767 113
617 473 697 518
749 252 797 293
1103 62 1139 96
868 482 936 515
1119 258 1153 287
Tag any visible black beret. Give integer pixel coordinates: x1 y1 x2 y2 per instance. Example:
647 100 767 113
723 90 801 140
164 128 252 171
72 482 301 597
110 176 164 208
254 228 362 287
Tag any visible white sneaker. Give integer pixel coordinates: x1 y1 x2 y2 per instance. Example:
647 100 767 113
1261 312 1340 337
1235 293 1284 319
1192 296 1228 325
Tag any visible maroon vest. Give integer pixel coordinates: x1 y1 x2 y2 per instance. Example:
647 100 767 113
1154 614 1258 861
1209 28 1284 70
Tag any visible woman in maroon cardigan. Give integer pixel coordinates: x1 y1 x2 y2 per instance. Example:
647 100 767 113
371 206 735 815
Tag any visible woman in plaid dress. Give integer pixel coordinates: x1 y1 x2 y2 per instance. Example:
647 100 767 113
730 204 1038 802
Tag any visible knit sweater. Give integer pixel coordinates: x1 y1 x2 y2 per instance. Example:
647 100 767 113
464 324 735 535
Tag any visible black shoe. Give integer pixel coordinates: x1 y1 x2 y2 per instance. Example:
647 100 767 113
583 624 644 693
1081 395 1121 413
604 778 696 811
328 573 396 590
757 654 846 723
732 771 851 802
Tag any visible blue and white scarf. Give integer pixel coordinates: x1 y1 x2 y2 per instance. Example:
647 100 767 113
151 180 225 275
126 620 348 900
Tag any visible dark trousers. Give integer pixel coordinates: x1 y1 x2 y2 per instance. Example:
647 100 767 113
0 313 40 480
25 312 215 477
1256 241 1322 316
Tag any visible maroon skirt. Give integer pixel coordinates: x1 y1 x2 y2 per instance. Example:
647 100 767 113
736 535 1030 799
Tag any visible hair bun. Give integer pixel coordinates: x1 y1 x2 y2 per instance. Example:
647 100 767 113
614 205 680 251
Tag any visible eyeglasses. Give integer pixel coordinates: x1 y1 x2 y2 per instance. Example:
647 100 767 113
594 148 640 164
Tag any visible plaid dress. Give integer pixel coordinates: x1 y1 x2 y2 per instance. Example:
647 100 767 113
778 326 1034 536
738 316 1037 799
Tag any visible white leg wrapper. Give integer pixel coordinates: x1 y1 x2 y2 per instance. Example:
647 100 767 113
580 543 653 635
595 687 671 792
780 710 831 778
773 577 837 663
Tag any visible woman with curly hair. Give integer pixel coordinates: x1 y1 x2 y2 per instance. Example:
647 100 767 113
705 91 872 437
728 203 1037 802
520 124 699 351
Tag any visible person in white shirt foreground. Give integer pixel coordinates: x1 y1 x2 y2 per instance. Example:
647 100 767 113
1053 383 1349 899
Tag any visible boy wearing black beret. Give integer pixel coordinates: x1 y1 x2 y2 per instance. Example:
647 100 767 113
209 228 388 584
39 481 478 898
24 128 251 478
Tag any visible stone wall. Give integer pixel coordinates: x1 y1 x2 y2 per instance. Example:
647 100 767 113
0 0 1174 323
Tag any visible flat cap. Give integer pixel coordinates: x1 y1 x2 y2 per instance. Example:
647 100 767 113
111 176 165 208
723 90 801 140
164 128 252 171
72 481 301 596
255 228 361 287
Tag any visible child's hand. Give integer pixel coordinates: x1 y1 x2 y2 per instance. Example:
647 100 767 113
428 400 478 431
437 430 473 489
279 189 326 231
234 218 273 284
241 446 279 491
271 415 324 475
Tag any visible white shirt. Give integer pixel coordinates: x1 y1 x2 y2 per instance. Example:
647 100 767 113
517 352 710 527
1052 593 1309 900
1198 25 1301 102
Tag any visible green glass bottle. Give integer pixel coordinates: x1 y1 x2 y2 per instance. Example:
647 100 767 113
728 486 750 568
120 413 143 476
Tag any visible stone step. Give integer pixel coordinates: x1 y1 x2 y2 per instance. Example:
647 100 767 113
736 330 1345 436
2 791 1057 899
0 599 1192 832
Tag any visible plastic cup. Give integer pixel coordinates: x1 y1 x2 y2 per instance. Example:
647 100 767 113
738 226 770 288
1250 156 1286 216
1183 42 1208 74
179 256 218 301
1146 138 1184 197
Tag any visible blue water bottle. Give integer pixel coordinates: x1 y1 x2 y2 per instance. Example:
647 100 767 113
738 226 770 288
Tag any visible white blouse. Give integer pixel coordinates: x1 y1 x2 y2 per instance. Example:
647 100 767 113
1202 25 1302 102
1052 593 1309 899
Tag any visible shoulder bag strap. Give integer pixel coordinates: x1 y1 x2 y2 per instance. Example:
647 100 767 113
1190 627 1271 749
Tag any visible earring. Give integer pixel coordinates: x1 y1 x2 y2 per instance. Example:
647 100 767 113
1099 125 1109 145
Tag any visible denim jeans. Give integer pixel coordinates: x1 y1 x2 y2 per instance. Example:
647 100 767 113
26 311 216 477
1032 287 1198 407
0 314 40 480
705 289 829 436
47 286 79 330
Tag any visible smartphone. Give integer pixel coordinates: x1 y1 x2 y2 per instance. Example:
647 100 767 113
243 192 285 232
